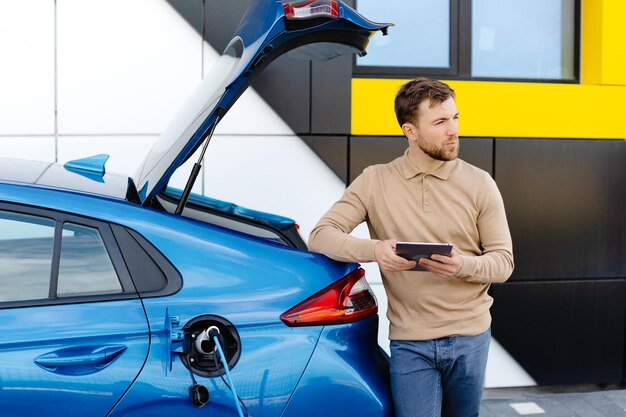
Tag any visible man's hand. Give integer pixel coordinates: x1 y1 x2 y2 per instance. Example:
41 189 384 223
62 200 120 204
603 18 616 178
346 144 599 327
375 239 417 272
418 249 464 279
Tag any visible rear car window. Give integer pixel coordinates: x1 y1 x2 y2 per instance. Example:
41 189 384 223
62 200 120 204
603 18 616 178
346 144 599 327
0 211 55 302
57 222 122 297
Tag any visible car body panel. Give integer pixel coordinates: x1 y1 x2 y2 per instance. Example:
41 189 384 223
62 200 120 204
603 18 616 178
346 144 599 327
108 305 322 417
0 301 149 417
281 317 393 417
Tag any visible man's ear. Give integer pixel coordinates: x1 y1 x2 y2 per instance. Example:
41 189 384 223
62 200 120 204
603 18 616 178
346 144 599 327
401 122 418 141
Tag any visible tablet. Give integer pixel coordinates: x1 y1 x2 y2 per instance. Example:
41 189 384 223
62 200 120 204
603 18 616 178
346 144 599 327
395 242 453 271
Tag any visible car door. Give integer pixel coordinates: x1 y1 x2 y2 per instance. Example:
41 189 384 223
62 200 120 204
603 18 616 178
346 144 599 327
0 205 150 417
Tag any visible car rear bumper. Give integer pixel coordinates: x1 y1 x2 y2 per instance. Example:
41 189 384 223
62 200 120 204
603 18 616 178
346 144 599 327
280 315 393 417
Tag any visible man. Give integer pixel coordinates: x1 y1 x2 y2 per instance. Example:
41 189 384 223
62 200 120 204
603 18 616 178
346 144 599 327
308 78 513 417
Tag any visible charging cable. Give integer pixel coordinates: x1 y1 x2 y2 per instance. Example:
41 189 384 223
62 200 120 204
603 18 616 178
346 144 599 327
212 334 246 417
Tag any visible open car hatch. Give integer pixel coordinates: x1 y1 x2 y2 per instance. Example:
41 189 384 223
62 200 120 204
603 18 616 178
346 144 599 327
132 0 389 206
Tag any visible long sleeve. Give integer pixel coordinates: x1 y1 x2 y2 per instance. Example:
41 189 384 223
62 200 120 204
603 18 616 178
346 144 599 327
308 170 379 263
457 175 514 283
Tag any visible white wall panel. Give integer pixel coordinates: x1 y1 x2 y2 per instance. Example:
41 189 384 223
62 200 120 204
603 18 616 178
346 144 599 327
215 88 293 136
370 282 390 351
0 0 54 135
0 137 55 162
57 0 202 135
486 339 536 388
57 135 157 176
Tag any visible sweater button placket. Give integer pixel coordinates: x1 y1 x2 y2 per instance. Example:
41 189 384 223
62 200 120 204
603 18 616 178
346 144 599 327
423 175 432 213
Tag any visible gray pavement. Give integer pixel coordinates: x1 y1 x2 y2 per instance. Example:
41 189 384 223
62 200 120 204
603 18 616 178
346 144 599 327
481 386 626 417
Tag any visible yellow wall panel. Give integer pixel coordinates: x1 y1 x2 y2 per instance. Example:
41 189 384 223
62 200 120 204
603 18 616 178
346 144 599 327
582 0 626 86
581 0 603 84
352 78 403 136
600 1 626 85
352 78 626 139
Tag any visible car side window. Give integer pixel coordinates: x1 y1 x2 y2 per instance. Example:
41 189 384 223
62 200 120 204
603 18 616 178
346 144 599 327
0 211 55 302
57 222 122 297
0 207 130 306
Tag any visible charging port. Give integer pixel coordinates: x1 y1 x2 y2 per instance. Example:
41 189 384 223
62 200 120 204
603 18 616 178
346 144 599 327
182 315 241 378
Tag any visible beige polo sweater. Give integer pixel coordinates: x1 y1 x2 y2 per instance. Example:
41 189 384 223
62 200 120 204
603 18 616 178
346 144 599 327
308 148 514 340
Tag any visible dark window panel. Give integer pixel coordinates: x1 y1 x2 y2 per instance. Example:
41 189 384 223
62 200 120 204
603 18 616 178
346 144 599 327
203 0 249 52
491 280 626 385
459 137 493 176
349 136 407 183
302 136 348 184
252 55 311 134
495 138 626 280
311 55 352 135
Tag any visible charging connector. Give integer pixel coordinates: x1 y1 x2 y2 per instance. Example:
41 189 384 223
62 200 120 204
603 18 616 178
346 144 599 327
194 325 223 354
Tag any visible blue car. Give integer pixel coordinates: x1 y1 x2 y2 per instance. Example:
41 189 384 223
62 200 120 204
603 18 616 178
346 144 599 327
0 1 392 416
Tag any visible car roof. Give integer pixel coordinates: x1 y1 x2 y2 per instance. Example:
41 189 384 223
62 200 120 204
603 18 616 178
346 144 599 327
0 157 132 201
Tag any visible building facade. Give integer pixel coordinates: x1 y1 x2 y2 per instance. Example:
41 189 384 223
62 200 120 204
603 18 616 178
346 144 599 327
1 0 625 387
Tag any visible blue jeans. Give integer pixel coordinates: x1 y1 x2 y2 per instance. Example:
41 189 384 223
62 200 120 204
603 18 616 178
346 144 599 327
390 329 490 417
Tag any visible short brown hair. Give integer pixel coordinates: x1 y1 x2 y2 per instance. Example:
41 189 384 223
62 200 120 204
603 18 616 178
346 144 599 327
394 78 455 127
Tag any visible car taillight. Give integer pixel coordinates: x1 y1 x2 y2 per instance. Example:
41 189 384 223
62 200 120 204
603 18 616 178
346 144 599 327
283 0 339 20
280 268 377 327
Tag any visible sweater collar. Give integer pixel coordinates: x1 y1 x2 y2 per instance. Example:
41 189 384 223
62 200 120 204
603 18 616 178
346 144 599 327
401 148 456 180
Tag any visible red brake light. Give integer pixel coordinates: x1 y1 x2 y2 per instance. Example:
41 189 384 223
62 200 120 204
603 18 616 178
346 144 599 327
280 268 378 327
283 0 339 20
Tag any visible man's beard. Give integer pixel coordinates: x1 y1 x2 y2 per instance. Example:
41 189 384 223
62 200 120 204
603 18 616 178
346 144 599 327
417 135 459 161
